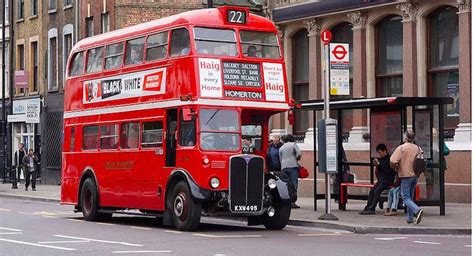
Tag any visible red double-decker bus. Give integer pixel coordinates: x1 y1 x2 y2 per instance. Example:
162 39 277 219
61 6 295 231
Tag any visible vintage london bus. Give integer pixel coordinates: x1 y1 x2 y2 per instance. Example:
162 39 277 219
61 6 295 231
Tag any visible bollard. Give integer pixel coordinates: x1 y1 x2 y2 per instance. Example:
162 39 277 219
11 165 17 189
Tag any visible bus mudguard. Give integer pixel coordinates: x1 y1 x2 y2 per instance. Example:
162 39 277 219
167 169 212 202
271 172 297 203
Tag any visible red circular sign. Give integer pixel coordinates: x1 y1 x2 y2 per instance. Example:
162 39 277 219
320 30 332 45
332 45 347 60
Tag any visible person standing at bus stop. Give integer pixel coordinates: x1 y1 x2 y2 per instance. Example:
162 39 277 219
14 143 26 184
266 135 282 172
22 149 39 191
279 134 301 209
390 130 424 225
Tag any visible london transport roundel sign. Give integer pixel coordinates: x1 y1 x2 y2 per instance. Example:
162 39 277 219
320 30 332 45
332 44 348 60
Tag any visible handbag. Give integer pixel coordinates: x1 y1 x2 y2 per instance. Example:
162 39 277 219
298 166 309 179
414 146 427 176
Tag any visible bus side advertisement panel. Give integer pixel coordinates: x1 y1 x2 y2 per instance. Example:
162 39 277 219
262 63 285 102
83 68 167 104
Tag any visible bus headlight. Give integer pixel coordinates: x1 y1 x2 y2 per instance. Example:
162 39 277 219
210 177 220 189
267 178 277 189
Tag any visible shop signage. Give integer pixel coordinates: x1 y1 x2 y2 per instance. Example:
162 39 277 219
15 70 29 88
329 43 350 96
8 98 41 123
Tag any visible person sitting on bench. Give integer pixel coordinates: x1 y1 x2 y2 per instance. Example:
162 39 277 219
359 144 396 215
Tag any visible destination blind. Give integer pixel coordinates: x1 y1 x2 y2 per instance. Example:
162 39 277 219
222 61 261 88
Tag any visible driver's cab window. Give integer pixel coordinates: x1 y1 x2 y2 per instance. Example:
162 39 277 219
241 125 262 153
179 109 196 147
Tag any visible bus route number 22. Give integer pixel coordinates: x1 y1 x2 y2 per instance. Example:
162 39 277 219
227 10 246 24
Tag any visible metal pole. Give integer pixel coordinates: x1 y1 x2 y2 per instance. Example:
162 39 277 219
207 0 213 8
318 43 338 220
1 0 6 183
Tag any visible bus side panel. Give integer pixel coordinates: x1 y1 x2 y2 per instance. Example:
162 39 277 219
139 150 165 210
61 153 80 204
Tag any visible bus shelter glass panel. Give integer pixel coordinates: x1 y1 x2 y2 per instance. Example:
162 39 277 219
370 110 402 158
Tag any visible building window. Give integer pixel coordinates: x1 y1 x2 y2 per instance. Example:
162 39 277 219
292 29 309 135
49 37 58 90
49 0 57 10
101 12 110 33
17 44 25 94
18 0 24 19
64 0 73 6
428 6 459 129
31 42 38 92
86 17 94 37
63 33 73 81
5 1 9 25
31 0 38 16
376 15 403 97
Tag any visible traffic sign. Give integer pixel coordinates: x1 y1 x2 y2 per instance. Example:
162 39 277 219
331 45 348 61
329 43 350 96
329 43 349 63
320 30 332 45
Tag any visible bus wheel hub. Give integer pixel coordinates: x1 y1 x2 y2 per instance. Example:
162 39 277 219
174 194 186 218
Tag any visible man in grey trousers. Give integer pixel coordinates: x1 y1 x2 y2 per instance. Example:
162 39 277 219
279 134 301 208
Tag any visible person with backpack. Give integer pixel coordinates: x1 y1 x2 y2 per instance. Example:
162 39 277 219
390 130 423 225
279 134 301 209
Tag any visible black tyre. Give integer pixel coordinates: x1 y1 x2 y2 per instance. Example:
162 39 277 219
169 181 202 231
80 178 111 221
261 200 291 230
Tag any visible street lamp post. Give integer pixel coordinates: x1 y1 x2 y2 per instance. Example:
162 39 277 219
1 0 7 183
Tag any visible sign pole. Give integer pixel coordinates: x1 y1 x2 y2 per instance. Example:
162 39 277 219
319 30 338 221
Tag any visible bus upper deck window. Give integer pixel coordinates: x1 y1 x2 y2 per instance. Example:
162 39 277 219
146 32 168 62
194 27 237 56
105 42 124 70
125 37 145 66
170 28 190 57
240 31 280 59
86 47 104 74
69 51 84 77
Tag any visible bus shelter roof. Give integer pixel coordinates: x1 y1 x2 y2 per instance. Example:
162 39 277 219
298 97 453 111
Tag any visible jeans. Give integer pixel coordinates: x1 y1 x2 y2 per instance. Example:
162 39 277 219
400 176 421 223
25 168 37 189
365 181 392 211
282 167 299 191
387 186 401 210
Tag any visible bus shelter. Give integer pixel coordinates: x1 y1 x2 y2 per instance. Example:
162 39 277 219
297 97 453 215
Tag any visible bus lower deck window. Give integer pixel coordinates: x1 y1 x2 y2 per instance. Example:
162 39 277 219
141 121 164 148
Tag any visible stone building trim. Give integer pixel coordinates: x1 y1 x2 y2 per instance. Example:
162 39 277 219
397 3 419 22
62 24 74 80
275 24 285 42
347 11 367 29
303 18 321 36
457 0 471 13
47 28 58 91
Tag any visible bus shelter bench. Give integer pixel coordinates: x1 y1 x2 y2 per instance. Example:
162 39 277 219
339 182 420 211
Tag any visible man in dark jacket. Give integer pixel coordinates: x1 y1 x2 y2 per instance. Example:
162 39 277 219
14 143 26 184
22 149 39 191
360 144 396 215
266 135 282 172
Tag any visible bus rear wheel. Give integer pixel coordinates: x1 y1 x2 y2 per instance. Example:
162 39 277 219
81 178 112 221
170 181 201 231
261 200 291 230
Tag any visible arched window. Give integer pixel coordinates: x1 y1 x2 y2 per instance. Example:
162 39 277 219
331 22 353 99
292 29 309 135
376 15 403 97
428 6 459 129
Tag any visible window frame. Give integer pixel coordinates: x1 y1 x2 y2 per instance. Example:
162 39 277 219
120 122 140 150
141 121 164 149
104 42 125 71
193 26 238 57
239 29 281 59
82 125 100 151
85 46 105 74
100 124 119 150
68 51 85 77
145 31 169 62
124 37 146 66
169 27 191 58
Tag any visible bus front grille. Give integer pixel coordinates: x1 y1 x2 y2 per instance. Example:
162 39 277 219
229 155 264 213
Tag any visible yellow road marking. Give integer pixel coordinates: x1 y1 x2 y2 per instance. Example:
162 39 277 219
297 233 341 237
0 208 11 212
41 215 58 219
96 222 115 226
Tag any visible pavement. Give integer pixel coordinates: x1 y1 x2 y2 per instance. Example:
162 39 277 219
0 182 471 235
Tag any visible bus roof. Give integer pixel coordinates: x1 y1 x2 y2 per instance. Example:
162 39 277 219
74 7 277 51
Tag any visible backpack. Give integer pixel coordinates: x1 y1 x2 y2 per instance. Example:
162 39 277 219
413 146 427 176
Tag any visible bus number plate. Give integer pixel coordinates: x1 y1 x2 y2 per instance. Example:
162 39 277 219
227 10 246 24
233 205 259 212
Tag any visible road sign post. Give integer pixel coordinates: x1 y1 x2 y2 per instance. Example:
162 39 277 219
318 30 338 221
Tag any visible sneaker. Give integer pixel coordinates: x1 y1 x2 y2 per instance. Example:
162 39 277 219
32 188 36 191
407 221 415 226
385 210 397 216
25 187 28 191
291 203 300 209
359 210 375 215
415 209 423 224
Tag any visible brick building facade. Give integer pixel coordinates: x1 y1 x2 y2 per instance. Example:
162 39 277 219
266 0 472 203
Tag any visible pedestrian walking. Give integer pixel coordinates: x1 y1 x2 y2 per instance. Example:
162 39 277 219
14 143 27 184
22 149 39 191
390 130 423 225
266 135 282 172
279 134 301 209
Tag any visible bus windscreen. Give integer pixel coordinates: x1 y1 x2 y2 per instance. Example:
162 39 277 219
240 31 280 59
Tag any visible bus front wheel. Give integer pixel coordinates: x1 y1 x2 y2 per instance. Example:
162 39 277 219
170 181 202 231
261 200 291 230
80 178 111 221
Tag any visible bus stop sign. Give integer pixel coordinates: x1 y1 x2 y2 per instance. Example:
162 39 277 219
320 30 332 45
